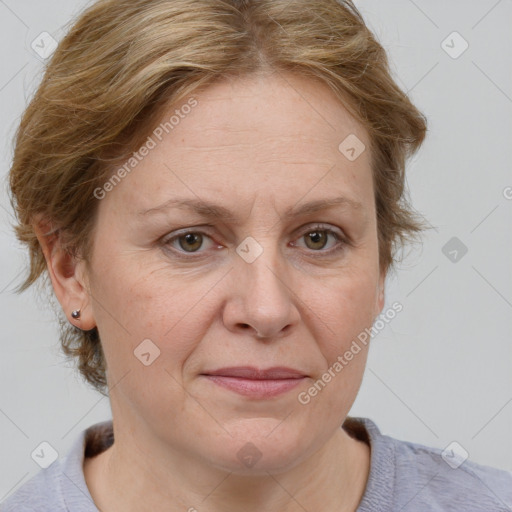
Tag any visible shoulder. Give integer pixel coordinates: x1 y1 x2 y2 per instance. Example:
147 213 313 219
344 416 512 512
0 421 113 512
390 434 512 511
1 453 68 511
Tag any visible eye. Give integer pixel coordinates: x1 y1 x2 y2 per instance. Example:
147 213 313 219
293 224 346 255
163 230 216 255
161 224 347 260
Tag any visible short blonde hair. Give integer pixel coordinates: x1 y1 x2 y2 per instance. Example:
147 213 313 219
9 0 427 393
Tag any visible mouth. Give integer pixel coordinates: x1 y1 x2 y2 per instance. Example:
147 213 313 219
200 366 307 399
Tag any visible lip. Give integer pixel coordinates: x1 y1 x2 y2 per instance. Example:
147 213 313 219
203 366 306 379
201 366 307 399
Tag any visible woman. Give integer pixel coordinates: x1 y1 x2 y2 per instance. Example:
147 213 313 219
3 0 511 510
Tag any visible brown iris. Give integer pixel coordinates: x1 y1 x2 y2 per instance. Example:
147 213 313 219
178 233 203 252
304 230 328 250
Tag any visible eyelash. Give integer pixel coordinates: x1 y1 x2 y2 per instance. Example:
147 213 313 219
161 224 348 260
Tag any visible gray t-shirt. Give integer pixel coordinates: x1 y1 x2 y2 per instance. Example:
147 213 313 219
2 417 511 511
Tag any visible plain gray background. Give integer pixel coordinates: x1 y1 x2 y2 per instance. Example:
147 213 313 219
1 0 511 502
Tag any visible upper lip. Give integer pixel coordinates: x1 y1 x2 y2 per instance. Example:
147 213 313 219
202 366 306 379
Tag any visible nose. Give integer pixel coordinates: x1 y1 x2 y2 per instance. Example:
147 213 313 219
222 244 300 340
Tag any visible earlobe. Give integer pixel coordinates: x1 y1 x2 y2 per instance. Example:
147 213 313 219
33 217 96 331
374 271 386 317
374 290 384 318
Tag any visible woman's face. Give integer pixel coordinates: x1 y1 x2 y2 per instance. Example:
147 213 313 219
82 72 385 472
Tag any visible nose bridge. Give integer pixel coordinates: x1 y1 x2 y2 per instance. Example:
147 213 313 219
229 234 298 338
245 243 285 297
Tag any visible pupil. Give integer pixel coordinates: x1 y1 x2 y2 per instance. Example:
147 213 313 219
308 231 326 249
181 233 202 252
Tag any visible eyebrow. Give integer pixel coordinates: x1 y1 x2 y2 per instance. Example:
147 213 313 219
137 196 364 220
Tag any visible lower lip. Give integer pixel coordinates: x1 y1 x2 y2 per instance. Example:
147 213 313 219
204 375 305 398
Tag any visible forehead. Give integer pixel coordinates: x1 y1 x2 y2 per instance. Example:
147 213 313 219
104 72 374 219
173 72 369 162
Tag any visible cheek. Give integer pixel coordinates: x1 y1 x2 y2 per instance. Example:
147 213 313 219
89 256 220 373
90 264 212 424
305 268 379 356
296 273 375 420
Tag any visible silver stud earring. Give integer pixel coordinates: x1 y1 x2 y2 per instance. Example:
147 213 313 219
71 309 81 319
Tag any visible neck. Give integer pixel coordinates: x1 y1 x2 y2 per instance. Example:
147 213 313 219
84 420 370 512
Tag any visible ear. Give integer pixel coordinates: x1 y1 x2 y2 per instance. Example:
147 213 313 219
33 216 96 331
373 268 386 318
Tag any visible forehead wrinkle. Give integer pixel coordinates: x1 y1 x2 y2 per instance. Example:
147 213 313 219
176 133 335 151
137 195 365 224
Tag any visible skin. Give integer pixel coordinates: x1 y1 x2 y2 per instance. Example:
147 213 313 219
36 70 386 512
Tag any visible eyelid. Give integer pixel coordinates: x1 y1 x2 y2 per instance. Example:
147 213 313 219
295 222 344 238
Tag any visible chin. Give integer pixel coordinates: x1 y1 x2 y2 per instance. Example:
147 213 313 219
203 417 319 475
